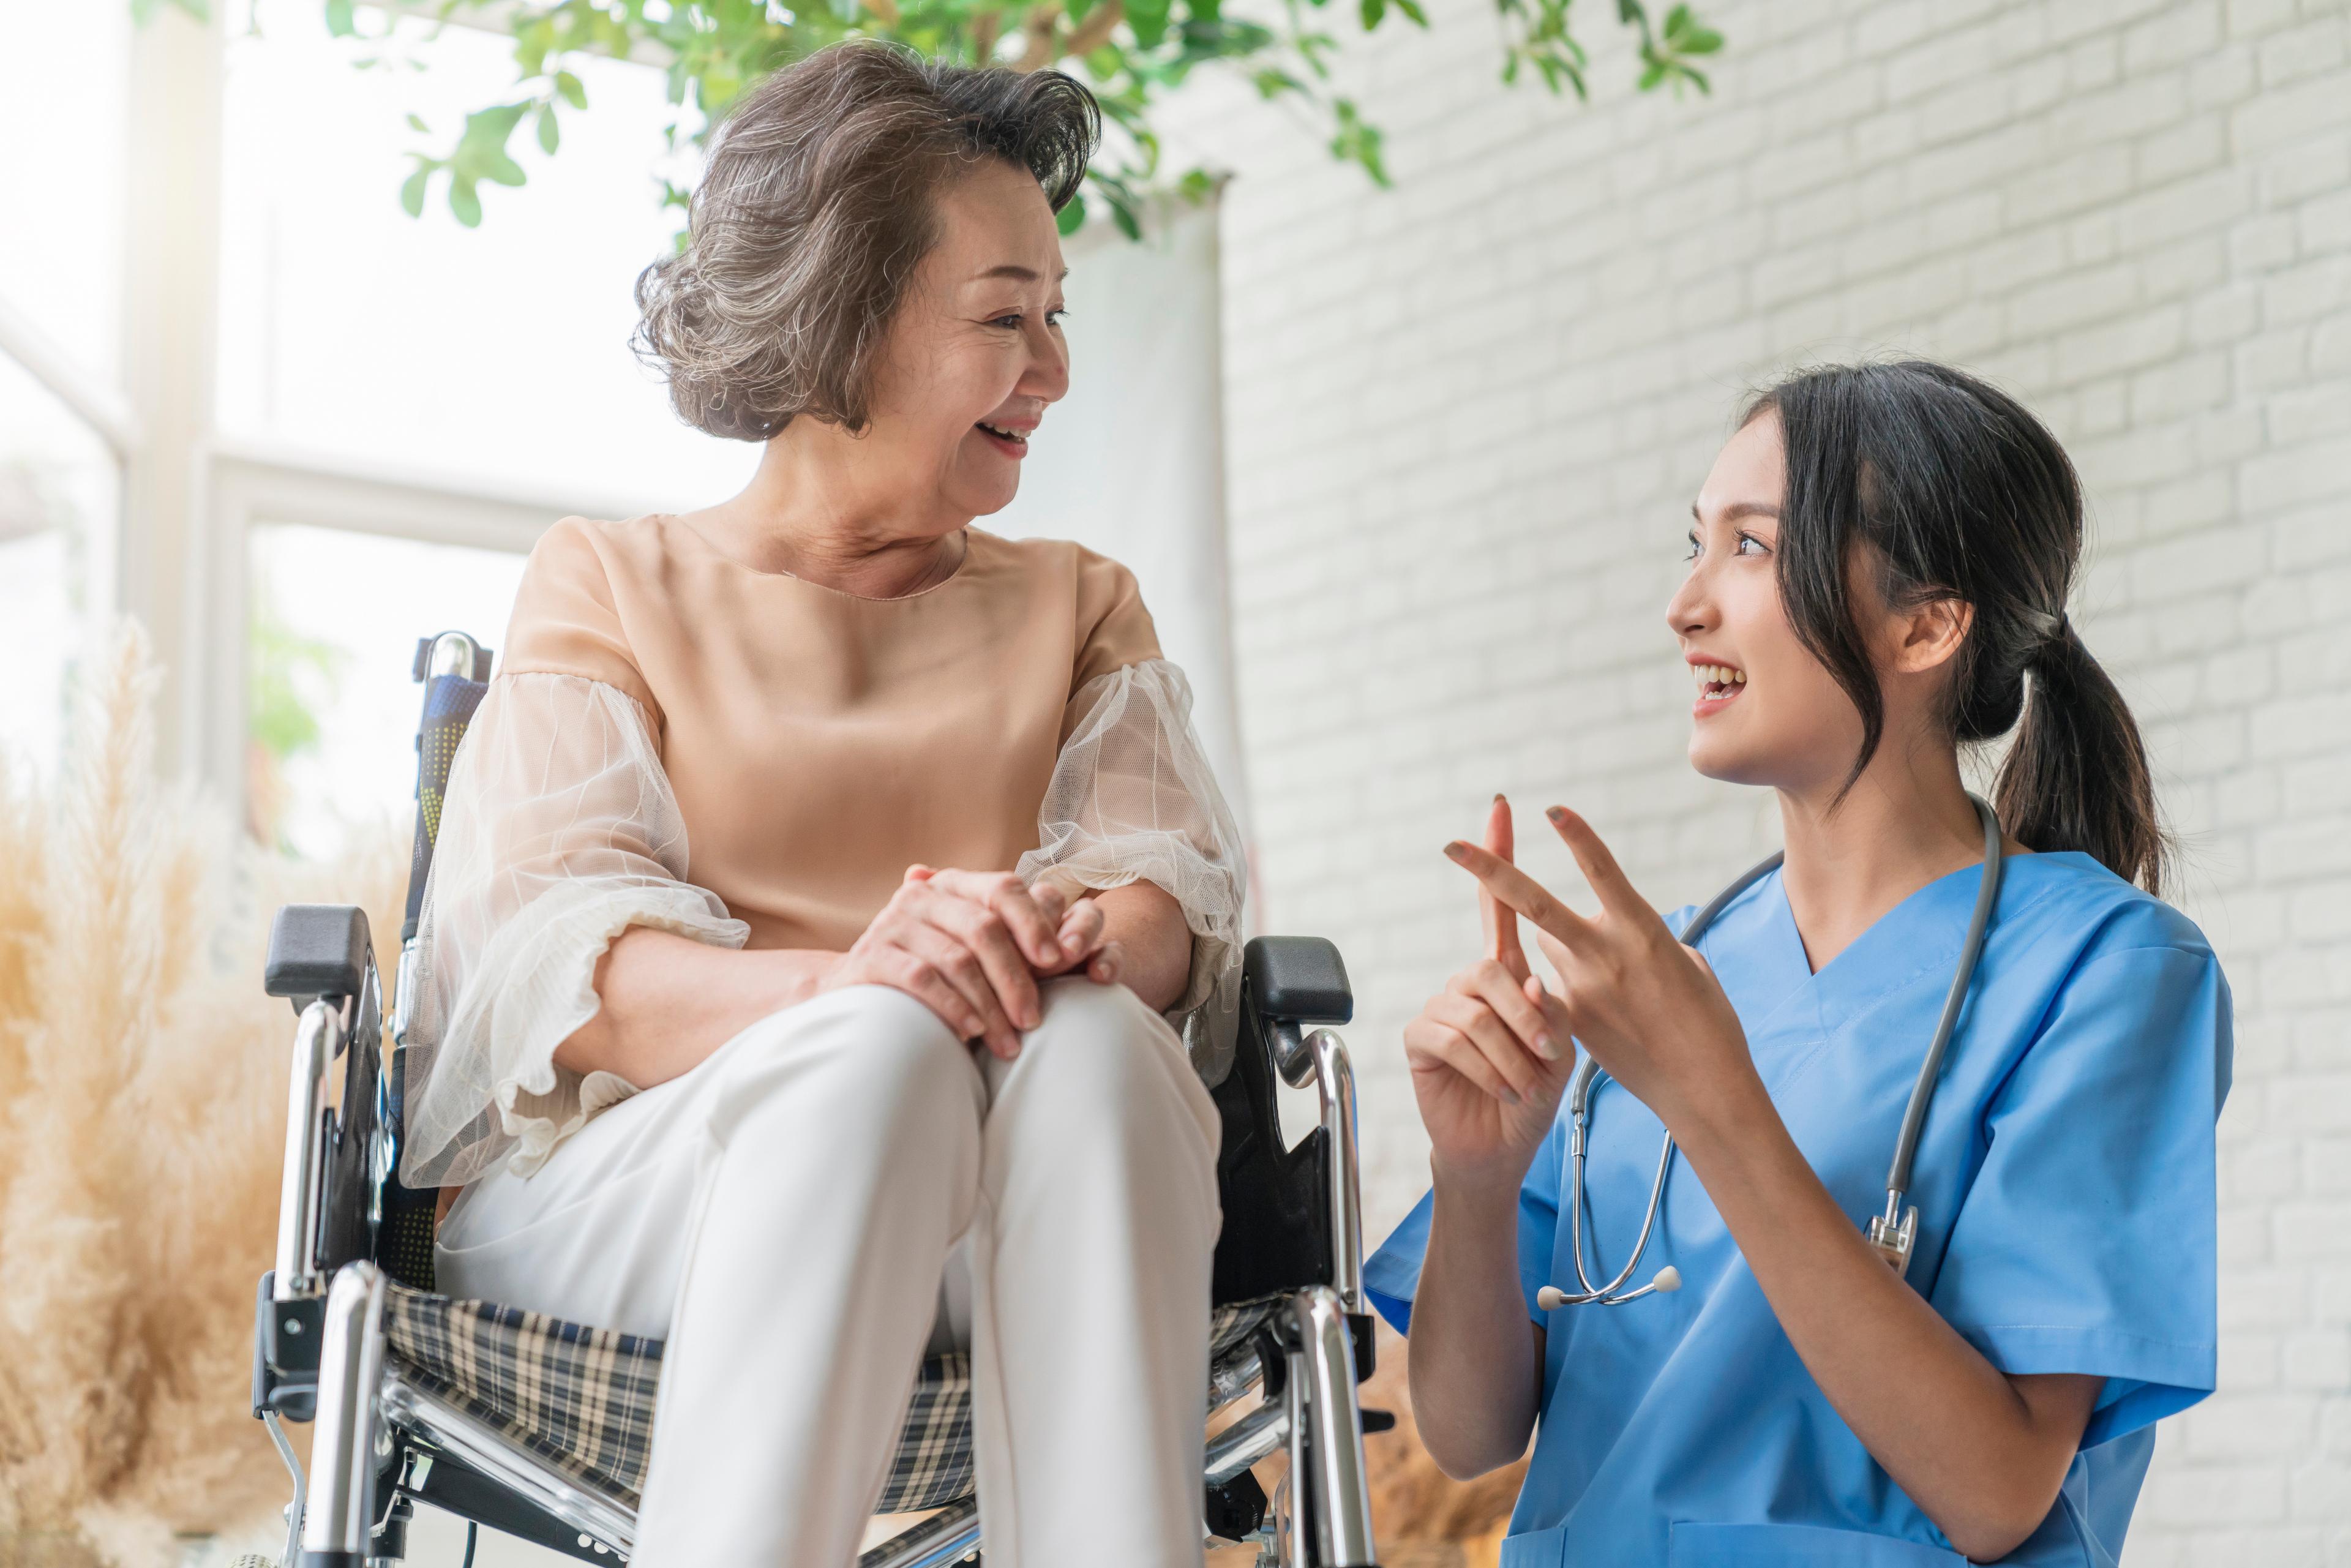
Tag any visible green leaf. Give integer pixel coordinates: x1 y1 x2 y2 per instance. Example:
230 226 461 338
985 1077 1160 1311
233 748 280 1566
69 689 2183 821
1128 0 1173 48
1392 0 1428 24
1329 97 1389 186
1637 57 1667 89
449 176 483 228
406 112 430 134
1358 0 1385 29
1068 0 1098 23
537 103 560 154
1057 192 1088 235
456 102 531 187
400 162 431 217
325 0 357 36
555 70 588 110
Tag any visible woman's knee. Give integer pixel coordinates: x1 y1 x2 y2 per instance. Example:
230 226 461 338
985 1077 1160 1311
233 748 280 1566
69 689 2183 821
721 984 980 1142
1002 980 1219 1154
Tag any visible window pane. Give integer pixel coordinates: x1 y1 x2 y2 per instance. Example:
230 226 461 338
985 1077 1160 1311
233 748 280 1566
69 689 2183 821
0 352 119 779
0 4 131 380
248 523 527 861
218 1 752 510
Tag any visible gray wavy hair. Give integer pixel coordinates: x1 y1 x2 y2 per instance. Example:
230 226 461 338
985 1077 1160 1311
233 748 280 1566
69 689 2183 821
634 42 1099 442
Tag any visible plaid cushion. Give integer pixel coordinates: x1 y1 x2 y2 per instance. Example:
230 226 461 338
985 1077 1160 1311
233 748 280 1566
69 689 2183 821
384 1282 1279 1516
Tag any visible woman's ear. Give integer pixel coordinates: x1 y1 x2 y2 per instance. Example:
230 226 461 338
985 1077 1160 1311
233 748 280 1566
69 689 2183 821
1889 596 1973 676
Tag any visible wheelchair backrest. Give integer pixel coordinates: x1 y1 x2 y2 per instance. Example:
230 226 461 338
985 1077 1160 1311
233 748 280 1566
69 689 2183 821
378 631 495 1290
402 632 495 942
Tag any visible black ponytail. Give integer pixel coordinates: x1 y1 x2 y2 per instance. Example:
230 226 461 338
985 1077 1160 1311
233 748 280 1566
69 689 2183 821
1747 360 2169 895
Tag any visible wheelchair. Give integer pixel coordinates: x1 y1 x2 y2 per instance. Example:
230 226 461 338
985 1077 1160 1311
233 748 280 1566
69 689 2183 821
243 629 1389 1568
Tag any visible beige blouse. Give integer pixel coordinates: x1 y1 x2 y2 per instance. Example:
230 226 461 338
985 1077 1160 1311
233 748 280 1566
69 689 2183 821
402 517 1247 1187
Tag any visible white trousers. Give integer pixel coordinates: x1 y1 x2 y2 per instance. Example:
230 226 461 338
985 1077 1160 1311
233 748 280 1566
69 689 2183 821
435 980 1223 1568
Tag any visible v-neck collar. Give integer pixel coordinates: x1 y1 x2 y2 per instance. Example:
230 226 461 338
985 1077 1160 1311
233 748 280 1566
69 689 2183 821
1766 850 2074 1035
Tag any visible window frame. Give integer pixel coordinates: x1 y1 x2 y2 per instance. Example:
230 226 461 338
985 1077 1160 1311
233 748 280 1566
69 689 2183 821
0 1 627 825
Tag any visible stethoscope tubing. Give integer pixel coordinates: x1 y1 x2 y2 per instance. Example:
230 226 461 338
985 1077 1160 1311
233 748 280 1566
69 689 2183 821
1556 795 2004 1307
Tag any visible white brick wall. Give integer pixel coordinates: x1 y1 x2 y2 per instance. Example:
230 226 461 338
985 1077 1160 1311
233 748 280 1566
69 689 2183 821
1158 0 2351 1556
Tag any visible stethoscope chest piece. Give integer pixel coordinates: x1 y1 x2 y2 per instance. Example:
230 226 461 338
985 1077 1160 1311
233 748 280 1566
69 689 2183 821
1540 796 2005 1310
1865 1201 1918 1277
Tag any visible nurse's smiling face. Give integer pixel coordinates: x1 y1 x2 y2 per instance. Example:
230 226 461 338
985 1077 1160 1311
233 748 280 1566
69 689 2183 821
1668 411 1871 792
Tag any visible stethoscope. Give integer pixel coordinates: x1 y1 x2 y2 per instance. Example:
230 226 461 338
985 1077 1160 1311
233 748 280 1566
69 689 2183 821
1537 795 2006 1309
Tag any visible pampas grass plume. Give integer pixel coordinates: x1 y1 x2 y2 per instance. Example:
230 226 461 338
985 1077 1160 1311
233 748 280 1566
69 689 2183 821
0 625 409 1566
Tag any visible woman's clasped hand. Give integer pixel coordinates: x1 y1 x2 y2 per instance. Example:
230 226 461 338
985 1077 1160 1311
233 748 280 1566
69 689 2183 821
1408 794 1764 1183
820 866 1125 1059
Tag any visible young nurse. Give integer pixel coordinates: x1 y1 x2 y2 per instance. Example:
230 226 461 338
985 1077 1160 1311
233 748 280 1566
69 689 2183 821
1367 361 2231 1567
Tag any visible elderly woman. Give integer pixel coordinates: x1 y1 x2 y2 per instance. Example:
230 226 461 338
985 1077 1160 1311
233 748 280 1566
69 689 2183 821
400 43 1244 1568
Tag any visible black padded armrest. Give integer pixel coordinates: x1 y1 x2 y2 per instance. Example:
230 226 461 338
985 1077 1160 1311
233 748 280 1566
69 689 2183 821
1243 936 1353 1024
265 904 373 1010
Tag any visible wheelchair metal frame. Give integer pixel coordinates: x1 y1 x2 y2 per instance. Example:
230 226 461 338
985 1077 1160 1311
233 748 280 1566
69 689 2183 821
247 631 1388 1567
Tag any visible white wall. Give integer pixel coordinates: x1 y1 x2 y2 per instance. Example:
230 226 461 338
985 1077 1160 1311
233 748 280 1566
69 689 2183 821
1161 0 2351 1557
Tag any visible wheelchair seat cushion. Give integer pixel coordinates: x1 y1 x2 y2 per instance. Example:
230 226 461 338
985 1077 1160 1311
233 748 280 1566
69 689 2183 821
383 1281 1278 1515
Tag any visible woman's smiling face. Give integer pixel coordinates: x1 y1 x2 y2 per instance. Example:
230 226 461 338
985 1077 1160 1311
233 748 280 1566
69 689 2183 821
1667 411 1869 792
854 157 1073 527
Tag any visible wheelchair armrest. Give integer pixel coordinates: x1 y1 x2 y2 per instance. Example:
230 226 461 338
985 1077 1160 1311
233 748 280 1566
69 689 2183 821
1242 936 1352 1025
266 904 374 1014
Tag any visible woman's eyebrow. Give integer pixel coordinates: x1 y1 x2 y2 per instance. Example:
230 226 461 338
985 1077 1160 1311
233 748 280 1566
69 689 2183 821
1690 501 1783 521
970 264 1071 282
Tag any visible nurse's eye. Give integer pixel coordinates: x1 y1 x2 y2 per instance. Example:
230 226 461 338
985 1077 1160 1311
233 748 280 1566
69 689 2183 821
1734 531 1771 557
1682 530 1702 562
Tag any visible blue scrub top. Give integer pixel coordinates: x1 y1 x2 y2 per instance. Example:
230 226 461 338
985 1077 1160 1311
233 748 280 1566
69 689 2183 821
1366 851 2232 1568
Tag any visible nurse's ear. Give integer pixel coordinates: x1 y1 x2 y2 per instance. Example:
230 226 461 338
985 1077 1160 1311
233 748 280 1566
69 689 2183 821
1881 595 1973 677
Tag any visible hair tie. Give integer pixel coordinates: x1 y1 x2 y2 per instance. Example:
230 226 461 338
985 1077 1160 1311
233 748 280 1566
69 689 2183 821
2025 609 2072 666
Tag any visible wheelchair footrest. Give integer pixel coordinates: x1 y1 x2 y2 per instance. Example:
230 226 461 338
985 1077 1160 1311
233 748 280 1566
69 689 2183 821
1205 1469 1269 1542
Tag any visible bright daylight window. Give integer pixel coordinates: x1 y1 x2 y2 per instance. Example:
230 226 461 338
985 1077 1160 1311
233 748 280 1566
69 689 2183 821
248 525 527 857
0 4 128 781
0 358 118 780
220 0 754 856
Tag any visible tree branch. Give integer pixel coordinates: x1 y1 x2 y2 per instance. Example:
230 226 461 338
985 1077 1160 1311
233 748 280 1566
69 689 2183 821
1062 0 1126 59
1012 2 1064 72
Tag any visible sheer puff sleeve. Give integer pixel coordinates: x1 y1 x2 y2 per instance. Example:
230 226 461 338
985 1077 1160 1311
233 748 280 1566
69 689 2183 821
1016 659 1248 1032
400 673 749 1188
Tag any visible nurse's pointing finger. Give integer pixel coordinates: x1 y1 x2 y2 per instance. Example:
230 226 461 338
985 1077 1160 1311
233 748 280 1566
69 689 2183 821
1482 795 1531 981
1542 807 1652 923
1444 841 1600 951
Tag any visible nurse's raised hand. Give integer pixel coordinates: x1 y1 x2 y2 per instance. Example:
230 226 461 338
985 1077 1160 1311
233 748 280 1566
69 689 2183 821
1408 797 1577 1190
1445 806 1757 1135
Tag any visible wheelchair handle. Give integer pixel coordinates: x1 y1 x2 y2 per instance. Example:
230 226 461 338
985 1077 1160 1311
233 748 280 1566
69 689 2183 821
274 999 346 1300
1270 1022 1367 1315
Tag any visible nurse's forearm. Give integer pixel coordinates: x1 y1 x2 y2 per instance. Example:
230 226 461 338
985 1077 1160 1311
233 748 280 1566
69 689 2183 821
1406 1175 1545 1479
1673 1089 2100 1562
556 927 838 1088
